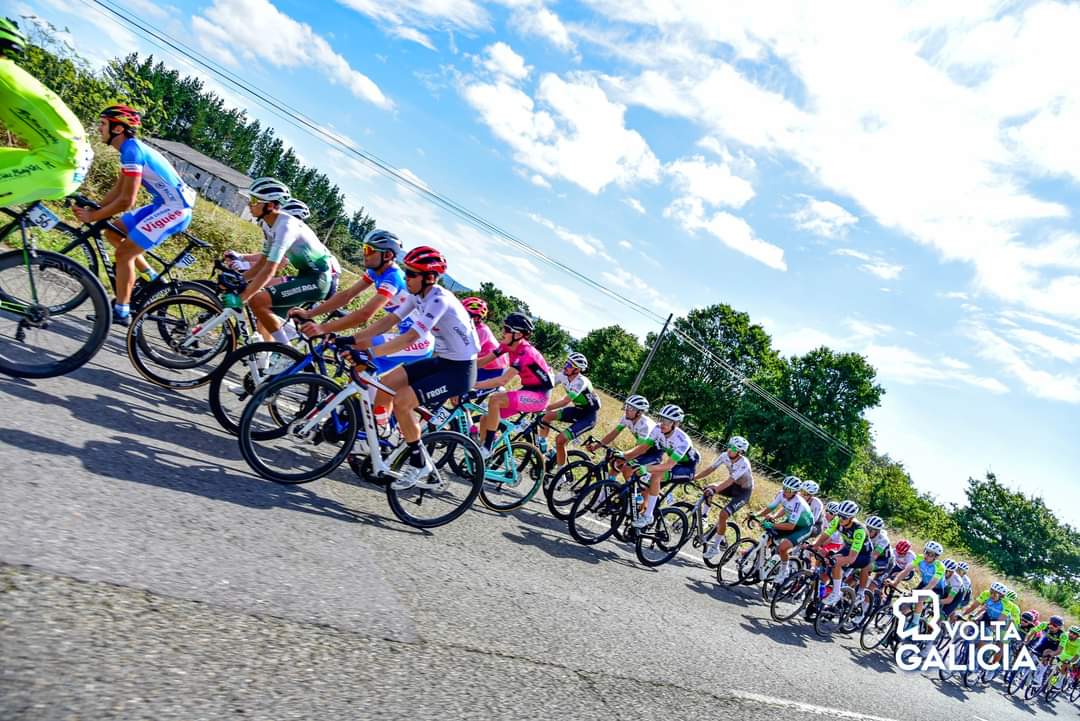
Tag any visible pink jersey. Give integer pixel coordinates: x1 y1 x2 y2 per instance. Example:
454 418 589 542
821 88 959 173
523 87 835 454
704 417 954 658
495 340 552 391
477 322 508 370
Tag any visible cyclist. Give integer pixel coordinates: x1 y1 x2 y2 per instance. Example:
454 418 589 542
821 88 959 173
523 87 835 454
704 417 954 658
279 198 340 299
536 352 600 467
888 539 916 583
71 105 196 325
810 500 868 606
349 246 479 489
937 559 965 621
622 403 697 529
461 297 508 383
886 540 945 627
473 312 552 457
1025 614 1065 687
757 475 814 586
1003 589 1022 630
962 581 1009 639
1019 610 1039 640
1055 626 1080 686
955 560 973 610
820 501 844 556
696 435 753 560
0 18 92 207
585 394 656 484
852 515 892 622
800 480 825 538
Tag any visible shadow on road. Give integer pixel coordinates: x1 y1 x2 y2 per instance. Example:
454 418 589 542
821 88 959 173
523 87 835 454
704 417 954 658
928 676 970 702
737 613 812 648
843 644 899 676
501 526 642 570
683 577 761 609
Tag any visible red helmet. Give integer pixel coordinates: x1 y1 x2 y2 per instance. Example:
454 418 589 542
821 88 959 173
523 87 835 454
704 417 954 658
100 104 141 128
895 540 911 556
461 296 488 319
403 245 447 275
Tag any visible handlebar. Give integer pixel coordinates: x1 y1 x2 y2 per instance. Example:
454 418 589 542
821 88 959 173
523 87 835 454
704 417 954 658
67 194 101 210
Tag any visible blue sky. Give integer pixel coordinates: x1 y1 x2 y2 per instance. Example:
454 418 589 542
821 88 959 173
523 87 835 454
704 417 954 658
16 0 1080 526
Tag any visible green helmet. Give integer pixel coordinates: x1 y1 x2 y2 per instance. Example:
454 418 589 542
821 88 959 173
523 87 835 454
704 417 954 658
1005 590 1017 602
0 17 28 58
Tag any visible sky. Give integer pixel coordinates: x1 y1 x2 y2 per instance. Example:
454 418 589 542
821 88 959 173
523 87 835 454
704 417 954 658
14 0 1080 526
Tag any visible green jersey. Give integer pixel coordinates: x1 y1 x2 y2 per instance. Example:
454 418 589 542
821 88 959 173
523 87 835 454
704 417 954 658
823 517 867 553
0 58 85 156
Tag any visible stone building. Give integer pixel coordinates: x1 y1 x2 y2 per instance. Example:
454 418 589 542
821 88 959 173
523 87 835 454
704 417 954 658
146 138 251 215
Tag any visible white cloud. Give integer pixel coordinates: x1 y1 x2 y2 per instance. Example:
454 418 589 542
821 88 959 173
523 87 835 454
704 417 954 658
194 0 392 109
529 173 551 188
940 356 971 370
480 42 530 81
528 213 609 259
665 155 755 209
389 25 436 51
618 239 633 249
337 0 488 48
623 197 646 214
967 323 1080 403
513 5 575 53
865 344 1009 394
792 196 858 238
832 248 903 280
941 291 969 300
397 168 429 191
664 197 786 271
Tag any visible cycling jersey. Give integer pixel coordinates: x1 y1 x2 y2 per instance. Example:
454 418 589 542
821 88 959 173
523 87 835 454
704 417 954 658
120 138 195 208
767 491 813 528
973 589 1005 621
617 412 656 444
1003 600 1021 627
554 372 600 410
824 517 867 553
911 554 945 588
493 340 552 391
701 453 753 489
644 424 694 463
476 322 508 371
1058 634 1080 661
867 529 890 556
939 572 964 598
890 549 916 574
806 496 824 525
395 286 480 361
259 214 333 274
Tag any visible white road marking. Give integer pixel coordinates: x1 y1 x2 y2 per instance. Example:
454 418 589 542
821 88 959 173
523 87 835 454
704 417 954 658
725 689 900 720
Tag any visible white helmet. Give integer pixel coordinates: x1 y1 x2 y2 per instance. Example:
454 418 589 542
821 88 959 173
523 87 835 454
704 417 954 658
727 435 749 453
245 176 290 203
865 515 885 531
942 558 958 571
800 480 820 495
657 404 684 423
825 501 840 514
624 394 649 412
990 581 1008 595
924 540 943 555
782 475 802 491
957 561 969 572
565 352 588 371
280 198 310 220
836 500 859 518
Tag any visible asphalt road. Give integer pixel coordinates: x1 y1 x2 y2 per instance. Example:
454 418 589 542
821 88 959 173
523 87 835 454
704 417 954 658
0 336 1074 721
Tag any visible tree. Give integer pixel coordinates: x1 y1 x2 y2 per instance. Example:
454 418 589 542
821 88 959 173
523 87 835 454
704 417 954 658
574 325 645 394
532 318 572 359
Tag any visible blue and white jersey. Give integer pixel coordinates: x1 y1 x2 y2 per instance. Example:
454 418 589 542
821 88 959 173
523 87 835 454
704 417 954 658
365 264 412 334
119 138 195 208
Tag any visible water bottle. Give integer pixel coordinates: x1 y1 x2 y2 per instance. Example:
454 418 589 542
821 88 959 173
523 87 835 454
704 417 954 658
633 493 644 518
663 491 675 506
764 556 779 575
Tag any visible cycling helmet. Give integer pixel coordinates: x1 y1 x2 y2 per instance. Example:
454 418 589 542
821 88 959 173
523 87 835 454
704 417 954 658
1070 625 1080 635
865 515 885 531
957 561 969 572
989 581 1008 595
100 104 142 128
728 435 749 453
825 501 840 514
0 17 27 58
280 198 310 220
1023 610 1039 624
402 245 447 274
502 311 534 335
244 177 290 203
1005 590 1017 602
1050 615 1064 627
836 500 859 518
924 540 943 555
657 404 684 422
624 394 649 412
363 229 403 257
565 352 588 371
895 540 911 555
782 475 802 491
461 296 489 319
800 480 820 495
941 558 957 571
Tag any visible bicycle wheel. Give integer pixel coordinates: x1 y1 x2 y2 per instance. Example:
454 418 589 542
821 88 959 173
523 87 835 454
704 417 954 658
208 342 306 434
859 604 896 651
634 506 689 567
1068 678 1080 703
1046 675 1063 703
716 538 755 587
761 557 803 602
480 440 545 512
0 249 110 378
568 480 625 545
815 586 855 637
736 542 763 586
1006 666 1031 696
127 293 236 389
769 572 814 621
237 372 358 484
50 235 99 313
546 460 597 520
385 430 483 528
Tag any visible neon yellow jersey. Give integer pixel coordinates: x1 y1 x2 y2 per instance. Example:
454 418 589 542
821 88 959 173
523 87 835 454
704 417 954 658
0 58 86 154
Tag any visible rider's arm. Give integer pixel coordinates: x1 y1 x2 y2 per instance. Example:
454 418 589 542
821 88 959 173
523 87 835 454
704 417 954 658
545 395 572 412
368 327 421 357
622 440 651 461
812 516 840 548
476 366 517 390
305 276 372 317
87 172 140 222
353 311 402 345
318 291 388 334
693 456 723 482
597 425 623 447
240 259 281 300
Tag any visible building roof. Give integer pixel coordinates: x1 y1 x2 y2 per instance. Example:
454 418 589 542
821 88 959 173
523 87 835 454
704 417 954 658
147 137 252 189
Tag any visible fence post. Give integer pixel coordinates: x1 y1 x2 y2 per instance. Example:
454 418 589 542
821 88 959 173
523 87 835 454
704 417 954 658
629 313 672 397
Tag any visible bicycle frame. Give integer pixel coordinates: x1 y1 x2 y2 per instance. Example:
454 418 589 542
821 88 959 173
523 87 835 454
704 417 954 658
431 395 532 488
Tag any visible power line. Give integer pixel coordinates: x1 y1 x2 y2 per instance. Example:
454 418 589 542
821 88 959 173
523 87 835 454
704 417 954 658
84 0 852 456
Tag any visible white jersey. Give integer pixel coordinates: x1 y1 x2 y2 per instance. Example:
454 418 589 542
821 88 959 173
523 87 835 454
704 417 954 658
646 425 694 462
959 573 972 592
617 413 655 444
807 496 824 524
768 491 812 525
868 528 891 555
891 549 916 570
702 452 753 488
943 572 964 595
258 214 333 273
396 286 479 361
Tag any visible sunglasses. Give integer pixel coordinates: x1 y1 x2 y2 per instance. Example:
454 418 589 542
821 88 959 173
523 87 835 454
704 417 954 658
404 267 424 278
247 198 263 207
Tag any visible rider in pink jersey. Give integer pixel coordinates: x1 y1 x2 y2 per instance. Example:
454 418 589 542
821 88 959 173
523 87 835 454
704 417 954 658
474 312 552 456
462 296 508 382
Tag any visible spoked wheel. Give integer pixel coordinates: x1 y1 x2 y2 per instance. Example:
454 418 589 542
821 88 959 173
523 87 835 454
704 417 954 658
208 341 306 434
237 372 358 484
634 506 689 567
1006 666 1032 696
769 572 814 622
1068 678 1080 703
0 249 110 378
814 586 856 637
479 440 545 512
736 543 764 586
1024 670 1047 701
716 538 755 588
545 460 596 520
567 480 625 546
860 604 897 651
541 449 590 489
761 558 802 602
126 293 235 389
385 430 484 528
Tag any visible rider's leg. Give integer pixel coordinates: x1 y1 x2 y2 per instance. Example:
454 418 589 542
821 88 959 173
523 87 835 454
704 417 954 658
114 239 142 307
555 430 569 465
103 223 152 276
248 290 282 342
480 392 509 449
537 411 557 453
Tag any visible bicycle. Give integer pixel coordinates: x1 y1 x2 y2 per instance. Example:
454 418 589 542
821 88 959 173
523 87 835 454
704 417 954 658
0 202 110 377
544 437 624 521
768 547 858 637
235 336 484 528
671 490 741 569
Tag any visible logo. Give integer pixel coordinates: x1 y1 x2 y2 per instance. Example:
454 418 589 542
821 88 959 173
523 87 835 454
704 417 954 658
140 208 185 233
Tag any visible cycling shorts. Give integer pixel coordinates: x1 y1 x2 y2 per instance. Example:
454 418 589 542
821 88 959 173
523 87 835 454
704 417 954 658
1031 637 1061 658
942 595 964 618
556 406 596 440
499 389 550 418
668 458 698 482
840 545 872 570
715 483 752 517
121 203 193 250
370 332 434 375
266 271 332 313
779 524 814 544
404 356 477 406
631 449 664 468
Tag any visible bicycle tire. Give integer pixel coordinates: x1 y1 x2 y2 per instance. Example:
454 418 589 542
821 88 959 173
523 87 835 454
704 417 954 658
716 538 756 588
567 480 625 545
859 604 896 651
545 459 598 520
479 440 545 512
126 293 236 389
208 341 307 435
761 557 803 602
385 430 483 528
52 235 100 313
768 571 814 621
1046 676 1062 703
0 249 110 378
814 586 855 637
634 505 689 567
1068 678 1080 703
1006 666 1031 696
237 372 358 484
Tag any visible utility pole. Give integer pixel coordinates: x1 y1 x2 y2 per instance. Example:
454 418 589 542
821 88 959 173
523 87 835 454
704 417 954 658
629 313 672 396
